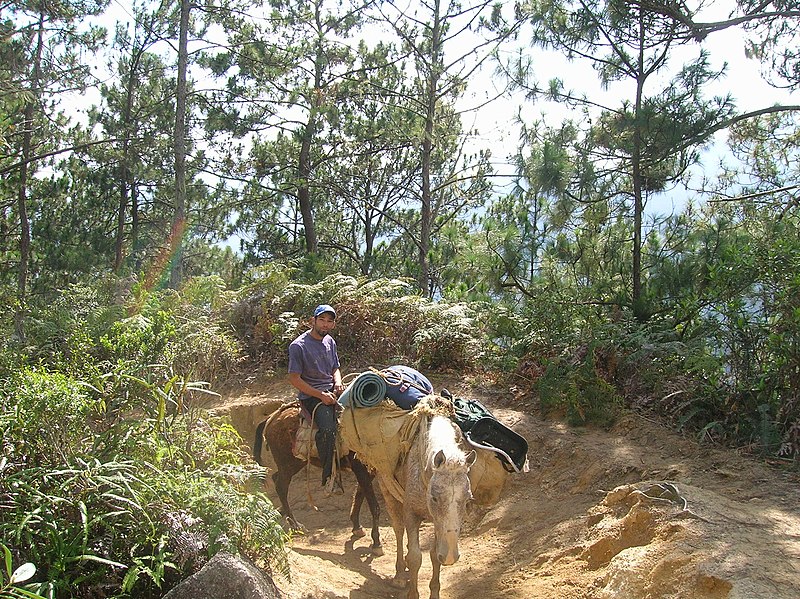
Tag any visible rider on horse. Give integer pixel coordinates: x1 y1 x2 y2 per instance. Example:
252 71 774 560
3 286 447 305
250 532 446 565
287 303 345 496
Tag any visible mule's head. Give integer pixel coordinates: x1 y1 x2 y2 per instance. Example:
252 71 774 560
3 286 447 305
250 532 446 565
427 447 477 566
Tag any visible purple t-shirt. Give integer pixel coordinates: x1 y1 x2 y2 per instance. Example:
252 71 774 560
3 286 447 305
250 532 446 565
288 331 341 400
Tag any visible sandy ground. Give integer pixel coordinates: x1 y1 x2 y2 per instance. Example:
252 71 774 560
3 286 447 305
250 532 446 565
210 375 800 599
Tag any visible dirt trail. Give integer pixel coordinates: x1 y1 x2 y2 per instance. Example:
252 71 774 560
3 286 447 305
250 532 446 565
211 376 800 599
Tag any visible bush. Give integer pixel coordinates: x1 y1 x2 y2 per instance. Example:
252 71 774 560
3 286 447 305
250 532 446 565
171 317 242 385
0 458 286 597
22 281 126 378
99 311 177 368
412 303 481 370
228 274 498 372
0 368 99 468
537 347 622 428
0 369 288 598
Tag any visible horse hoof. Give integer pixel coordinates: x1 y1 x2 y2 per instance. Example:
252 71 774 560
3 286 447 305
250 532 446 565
351 527 366 539
286 518 306 533
371 545 384 557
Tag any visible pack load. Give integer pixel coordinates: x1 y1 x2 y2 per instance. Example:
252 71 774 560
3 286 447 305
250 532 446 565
339 366 433 410
340 393 528 507
445 389 529 474
382 365 433 410
335 368 528 505
338 371 386 408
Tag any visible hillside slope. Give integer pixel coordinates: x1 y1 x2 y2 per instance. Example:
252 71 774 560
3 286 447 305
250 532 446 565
213 376 800 599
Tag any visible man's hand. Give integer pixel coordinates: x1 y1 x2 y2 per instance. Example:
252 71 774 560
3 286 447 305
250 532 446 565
333 383 345 398
320 391 338 405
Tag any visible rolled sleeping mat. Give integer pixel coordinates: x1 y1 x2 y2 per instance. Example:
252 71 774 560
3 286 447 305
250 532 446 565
338 371 387 408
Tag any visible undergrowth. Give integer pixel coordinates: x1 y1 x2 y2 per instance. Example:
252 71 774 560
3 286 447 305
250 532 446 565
1 346 286 598
2 262 798 598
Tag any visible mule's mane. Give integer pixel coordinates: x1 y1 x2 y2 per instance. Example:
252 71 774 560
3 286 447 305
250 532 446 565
425 414 468 467
395 394 458 466
407 395 469 472
410 394 456 419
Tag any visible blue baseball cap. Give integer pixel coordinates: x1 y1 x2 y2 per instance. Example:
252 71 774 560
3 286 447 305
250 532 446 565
313 304 336 318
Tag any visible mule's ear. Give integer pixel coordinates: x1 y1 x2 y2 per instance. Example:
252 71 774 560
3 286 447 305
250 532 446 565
465 450 477 467
433 449 446 469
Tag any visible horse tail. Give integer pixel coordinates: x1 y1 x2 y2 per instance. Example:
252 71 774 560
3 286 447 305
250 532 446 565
253 418 268 465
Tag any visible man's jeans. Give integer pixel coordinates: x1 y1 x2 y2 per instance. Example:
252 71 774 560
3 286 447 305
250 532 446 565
300 396 337 484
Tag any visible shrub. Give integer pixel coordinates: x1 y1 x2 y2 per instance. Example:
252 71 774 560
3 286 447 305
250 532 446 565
0 458 286 597
0 368 99 468
228 274 496 372
171 317 242 385
0 371 287 598
99 311 177 368
22 281 126 379
412 303 481 370
537 347 622 428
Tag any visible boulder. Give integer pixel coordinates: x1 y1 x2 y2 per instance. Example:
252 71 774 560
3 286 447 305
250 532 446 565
162 552 282 599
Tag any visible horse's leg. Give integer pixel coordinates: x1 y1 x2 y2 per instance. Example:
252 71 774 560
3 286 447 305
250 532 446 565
405 517 423 599
363 475 383 557
271 454 306 530
351 456 383 555
349 485 367 537
381 485 407 587
263 406 309 530
429 545 442 599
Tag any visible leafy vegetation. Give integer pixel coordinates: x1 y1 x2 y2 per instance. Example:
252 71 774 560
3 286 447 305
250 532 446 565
0 287 288 597
1 542 46 599
2 249 800 596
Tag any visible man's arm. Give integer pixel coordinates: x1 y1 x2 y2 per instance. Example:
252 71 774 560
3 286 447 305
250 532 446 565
287 372 338 405
332 367 344 397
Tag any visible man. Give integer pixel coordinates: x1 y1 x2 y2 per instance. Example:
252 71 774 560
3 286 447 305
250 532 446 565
287 304 345 495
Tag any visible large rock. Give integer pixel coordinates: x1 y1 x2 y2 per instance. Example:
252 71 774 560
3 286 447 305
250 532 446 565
162 552 283 599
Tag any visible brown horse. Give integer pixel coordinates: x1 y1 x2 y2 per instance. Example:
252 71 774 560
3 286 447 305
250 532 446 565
252 403 383 555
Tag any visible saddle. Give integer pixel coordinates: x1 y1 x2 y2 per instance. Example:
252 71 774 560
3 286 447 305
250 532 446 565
293 401 346 461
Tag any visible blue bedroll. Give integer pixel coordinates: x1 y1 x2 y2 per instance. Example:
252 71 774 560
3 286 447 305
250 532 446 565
339 371 387 408
383 365 433 410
